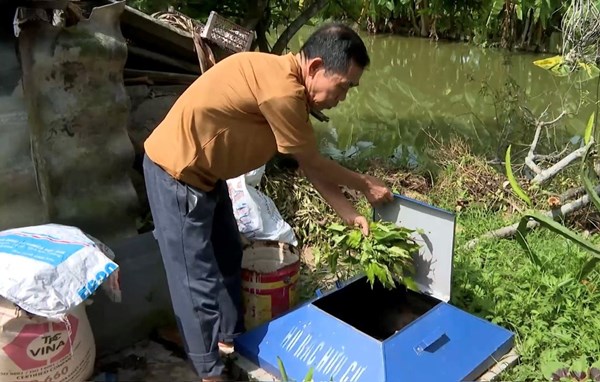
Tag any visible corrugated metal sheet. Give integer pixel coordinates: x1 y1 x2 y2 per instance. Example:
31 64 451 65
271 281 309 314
18 1 138 242
0 92 47 230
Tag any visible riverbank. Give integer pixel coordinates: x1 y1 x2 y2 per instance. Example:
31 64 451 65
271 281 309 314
260 141 600 381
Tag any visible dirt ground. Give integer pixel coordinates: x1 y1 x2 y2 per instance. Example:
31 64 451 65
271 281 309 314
90 337 250 382
90 340 199 381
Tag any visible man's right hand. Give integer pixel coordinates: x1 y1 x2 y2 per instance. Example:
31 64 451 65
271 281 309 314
352 215 370 236
361 174 393 206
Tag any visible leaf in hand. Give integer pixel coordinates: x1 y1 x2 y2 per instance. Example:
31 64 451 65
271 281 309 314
328 223 347 232
403 276 419 292
346 229 363 249
389 246 409 258
372 230 397 243
324 220 422 290
332 234 347 246
371 262 392 288
365 263 376 287
313 247 321 266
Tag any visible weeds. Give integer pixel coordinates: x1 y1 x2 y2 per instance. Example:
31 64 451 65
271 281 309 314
261 141 600 381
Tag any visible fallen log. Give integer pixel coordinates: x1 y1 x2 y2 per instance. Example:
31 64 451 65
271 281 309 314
463 184 600 250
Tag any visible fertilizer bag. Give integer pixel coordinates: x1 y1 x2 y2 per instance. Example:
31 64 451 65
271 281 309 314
0 223 119 318
0 297 95 382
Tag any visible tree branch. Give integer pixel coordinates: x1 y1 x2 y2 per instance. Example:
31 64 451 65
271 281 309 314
534 146 570 163
540 111 568 127
463 183 600 250
253 18 271 52
560 186 586 203
525 110 566 176
241 0 269 30
531 141 593 185
271 0 328 55
525 122 544 175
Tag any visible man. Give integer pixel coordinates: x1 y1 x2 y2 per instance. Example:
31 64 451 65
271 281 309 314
143 23 393 381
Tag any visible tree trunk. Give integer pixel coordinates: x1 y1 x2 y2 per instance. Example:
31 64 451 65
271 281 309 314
408 2 420 35
418 0 430 37
519 9 532 48
271 0 329 55
254 18 271 52
534 20 543 50
525 17 536 48
242 0 269 30
358 1 368 25
501 0 515 49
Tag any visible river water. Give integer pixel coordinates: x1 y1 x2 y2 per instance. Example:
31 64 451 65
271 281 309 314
286 30 599 167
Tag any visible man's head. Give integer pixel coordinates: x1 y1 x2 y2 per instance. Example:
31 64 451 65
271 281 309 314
298 23 369 111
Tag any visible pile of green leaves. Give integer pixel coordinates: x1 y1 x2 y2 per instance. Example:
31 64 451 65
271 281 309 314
318 221 421 289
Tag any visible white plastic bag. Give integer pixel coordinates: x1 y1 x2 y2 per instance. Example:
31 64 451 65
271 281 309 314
227 175 298 247
243 165 266 188
0 224 119 318
245 186 298 246
85 234 122 303
227 175 263 237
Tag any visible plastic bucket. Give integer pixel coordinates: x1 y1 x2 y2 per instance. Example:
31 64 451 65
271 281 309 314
241 241 300 330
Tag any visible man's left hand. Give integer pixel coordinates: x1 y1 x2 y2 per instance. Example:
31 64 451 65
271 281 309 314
362 174 394 205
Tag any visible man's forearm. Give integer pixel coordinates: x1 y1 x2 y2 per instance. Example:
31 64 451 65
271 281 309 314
302 163 360 225
296 153 366 191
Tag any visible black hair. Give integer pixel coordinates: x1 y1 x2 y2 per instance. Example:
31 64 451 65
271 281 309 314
299 23 370 74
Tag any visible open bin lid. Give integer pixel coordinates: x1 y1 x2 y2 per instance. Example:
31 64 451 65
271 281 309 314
373 194 455 302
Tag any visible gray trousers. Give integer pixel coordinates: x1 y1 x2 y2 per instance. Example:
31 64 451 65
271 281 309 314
143 154 244 378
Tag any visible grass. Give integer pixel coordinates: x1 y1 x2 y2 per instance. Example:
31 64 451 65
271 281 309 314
260 142 600 381
453 207 600 380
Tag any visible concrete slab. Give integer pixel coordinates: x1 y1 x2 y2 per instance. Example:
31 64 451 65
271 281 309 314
478 348 520 381
224 347 519 382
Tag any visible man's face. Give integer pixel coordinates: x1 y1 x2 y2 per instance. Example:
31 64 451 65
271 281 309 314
306 58 363 111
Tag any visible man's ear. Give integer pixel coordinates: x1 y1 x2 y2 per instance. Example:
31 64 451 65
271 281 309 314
307 57 324 77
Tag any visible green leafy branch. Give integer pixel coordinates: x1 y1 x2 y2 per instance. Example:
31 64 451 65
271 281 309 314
316 221 421 289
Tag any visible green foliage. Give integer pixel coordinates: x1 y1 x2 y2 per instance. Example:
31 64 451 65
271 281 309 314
319 221 421 289
515 211 600 274
261 170 339 248
504 132 600 280
127 0 567 50
452 208 600 381
277 356 290 381
265 147 600 381
541 355 600 381
496 119 600 376
580 144 600 213
277 356 315 382
420 129 600 380
585 112 595 145
127 0 242 20
505 145 533 207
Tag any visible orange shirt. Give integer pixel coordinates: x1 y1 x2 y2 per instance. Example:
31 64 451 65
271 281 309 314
144 52 317 191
